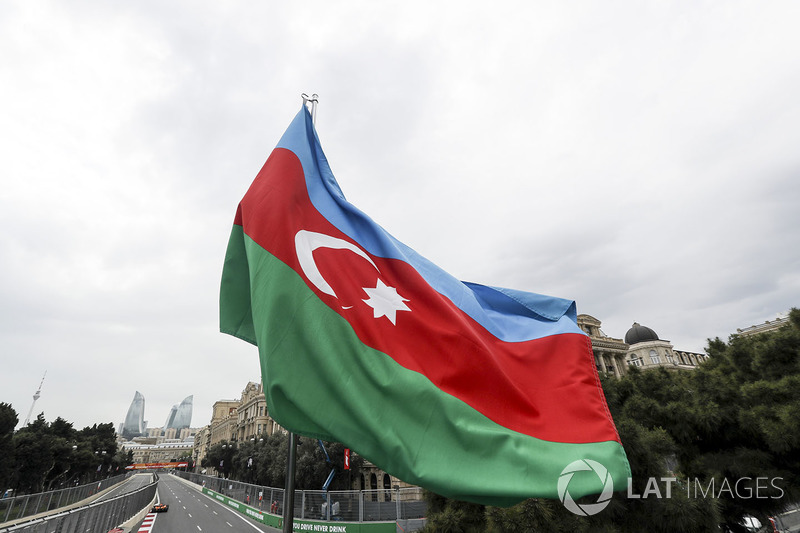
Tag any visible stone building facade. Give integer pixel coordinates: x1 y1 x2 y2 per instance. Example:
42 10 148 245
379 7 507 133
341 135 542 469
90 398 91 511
194 383 283 471
735 312 791 338
578 314 629 378
235 381 282 442
123 440 194 464
578 314 708 376
624 322 708 370
357 462 418 502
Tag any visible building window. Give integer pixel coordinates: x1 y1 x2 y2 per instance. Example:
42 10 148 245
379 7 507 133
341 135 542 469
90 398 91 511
383 474 392 501
649 350 660 364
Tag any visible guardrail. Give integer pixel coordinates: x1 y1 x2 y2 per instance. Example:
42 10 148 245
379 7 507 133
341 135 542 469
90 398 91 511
0 476 157 533
0 474 130 524
175 471 427 523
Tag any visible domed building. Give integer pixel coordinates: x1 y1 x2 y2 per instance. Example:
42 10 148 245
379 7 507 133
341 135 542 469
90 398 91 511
624 322 707 370
578 315 709 377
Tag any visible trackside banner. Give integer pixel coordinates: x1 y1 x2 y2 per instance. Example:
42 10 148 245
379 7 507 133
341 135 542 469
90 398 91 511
125 462 189 470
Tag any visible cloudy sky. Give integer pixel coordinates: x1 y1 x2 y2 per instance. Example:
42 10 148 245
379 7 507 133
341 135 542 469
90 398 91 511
2 1 799 432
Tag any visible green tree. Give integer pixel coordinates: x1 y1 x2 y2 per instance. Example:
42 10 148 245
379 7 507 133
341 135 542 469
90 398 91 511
423 492 487 533
10 415 120 492
684 309 800 530
295 438 363 491
13 414 58 493
204 432 365 491
204 441 238 478
0 403 18 497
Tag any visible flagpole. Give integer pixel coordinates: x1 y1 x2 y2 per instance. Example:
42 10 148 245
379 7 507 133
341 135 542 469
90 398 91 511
281 93 319 533
282 432 298 533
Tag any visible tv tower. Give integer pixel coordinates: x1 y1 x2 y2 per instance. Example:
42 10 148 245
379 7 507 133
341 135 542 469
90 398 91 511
23 371 47 427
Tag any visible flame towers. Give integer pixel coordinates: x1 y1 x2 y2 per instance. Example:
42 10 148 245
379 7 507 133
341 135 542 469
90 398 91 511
121 392 193 439
163 395 193 431
121 391 146 439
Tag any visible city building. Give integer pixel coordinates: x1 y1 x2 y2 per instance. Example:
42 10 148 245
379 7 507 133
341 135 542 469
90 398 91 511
578 315 708 376
194 383 282 471
119 392 195 441
193 425 210 472
624 322 707 370
735 312 791 338
163 395 193 431
121 391 146 440
236 382 281 442
578 314 629 378
358 462 418 502
123 440 194 465
208 399 240 446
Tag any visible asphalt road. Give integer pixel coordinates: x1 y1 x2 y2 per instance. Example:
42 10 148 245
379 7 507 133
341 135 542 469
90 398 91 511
132 474 280 533
96 473 155 501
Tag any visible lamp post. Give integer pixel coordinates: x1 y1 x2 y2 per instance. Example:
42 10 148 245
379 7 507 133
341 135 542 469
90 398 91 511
221 444 227 478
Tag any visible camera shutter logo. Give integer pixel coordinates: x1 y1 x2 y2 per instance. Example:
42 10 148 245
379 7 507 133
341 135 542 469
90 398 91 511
558 459 614 516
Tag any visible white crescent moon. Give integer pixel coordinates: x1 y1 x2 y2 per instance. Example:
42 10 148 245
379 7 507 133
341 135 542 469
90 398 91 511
294 230 379 300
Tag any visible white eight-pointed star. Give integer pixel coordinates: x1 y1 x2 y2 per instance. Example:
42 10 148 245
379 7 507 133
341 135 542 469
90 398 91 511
362 279 411 325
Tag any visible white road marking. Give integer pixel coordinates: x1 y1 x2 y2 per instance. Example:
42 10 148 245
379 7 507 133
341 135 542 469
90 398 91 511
195 490 269 533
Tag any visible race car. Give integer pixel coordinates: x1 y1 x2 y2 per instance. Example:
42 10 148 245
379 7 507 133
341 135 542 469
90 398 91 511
151 503 169 513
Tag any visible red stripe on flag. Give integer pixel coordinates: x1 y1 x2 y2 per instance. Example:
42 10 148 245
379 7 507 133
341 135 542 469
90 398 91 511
238 149 617 444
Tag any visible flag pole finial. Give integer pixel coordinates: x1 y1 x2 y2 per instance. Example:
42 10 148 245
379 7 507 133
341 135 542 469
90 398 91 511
301 93 319 124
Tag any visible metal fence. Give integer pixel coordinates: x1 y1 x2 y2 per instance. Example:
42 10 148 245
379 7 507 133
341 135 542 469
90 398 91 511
176 471 427 522
0 475 156 533
0 474 130 524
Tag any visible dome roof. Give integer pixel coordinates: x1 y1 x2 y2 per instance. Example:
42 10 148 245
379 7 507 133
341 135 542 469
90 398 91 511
625 322 659 345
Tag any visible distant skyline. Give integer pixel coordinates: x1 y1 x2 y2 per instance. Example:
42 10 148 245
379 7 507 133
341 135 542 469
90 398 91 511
2 1 799 430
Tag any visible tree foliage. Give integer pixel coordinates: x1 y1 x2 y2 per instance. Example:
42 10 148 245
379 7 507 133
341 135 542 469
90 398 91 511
422 308 800 532
0 403 19 497
6 414 126 494
202 433 363 491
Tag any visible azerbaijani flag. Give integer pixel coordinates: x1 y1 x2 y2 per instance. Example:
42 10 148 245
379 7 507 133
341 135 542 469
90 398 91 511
220 106 630 506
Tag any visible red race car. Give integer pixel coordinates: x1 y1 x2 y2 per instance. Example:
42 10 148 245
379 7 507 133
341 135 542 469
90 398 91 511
151 503 169 513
